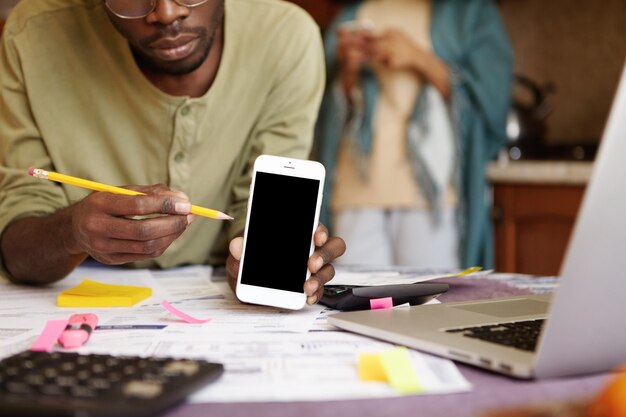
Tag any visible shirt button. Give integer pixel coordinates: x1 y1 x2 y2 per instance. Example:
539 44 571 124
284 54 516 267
180 106 190 116
174 152 185 163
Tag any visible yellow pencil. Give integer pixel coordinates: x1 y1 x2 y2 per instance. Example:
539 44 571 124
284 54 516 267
28 168 233 221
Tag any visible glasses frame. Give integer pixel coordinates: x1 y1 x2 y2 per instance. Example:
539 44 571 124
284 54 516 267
104 0 210 19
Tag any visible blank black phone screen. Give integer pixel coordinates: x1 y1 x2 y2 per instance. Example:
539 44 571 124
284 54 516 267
240 172 320 293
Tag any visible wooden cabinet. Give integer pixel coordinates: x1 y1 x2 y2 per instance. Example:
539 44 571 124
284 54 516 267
489 161 592 276
493 183 585 275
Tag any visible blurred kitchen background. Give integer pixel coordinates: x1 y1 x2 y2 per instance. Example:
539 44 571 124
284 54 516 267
1 0 626 275
285 0 626 277
289 0 626 159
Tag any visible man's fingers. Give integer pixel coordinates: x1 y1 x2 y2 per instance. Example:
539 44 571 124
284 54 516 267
305 264 335 305
226 237 244 292
314 223 329 247
89 229 183 265
82 214 190 241
89 231 185 256
88 188 191 217
306 230 344 306
305 263 336 294
316 263 337 286
229 237 244 261
305 278 321 305
309 236 346 274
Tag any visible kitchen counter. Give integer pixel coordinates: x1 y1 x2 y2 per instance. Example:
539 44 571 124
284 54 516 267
489 160 592 275
488 160 593 185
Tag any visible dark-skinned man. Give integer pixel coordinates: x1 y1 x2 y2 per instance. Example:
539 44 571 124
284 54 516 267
0 0 346 305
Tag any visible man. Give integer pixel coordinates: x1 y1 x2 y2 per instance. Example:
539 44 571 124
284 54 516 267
0 0 345 305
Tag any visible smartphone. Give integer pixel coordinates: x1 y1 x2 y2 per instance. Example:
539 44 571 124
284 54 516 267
235 155 325 310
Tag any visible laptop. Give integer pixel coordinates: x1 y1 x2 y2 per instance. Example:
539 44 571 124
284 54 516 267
328 64 626 379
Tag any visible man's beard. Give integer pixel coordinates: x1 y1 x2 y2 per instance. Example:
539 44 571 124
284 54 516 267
131 27 214 76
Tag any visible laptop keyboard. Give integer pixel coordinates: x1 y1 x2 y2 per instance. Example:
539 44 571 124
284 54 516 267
446 319 546 352
0 350 223 417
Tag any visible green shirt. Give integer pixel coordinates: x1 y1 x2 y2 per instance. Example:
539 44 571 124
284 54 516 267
0 0 325 274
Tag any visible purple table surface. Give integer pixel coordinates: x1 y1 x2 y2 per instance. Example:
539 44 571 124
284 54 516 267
164 278 611 417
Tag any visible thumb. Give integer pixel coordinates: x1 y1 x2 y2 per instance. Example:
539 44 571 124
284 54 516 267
229 237 244 261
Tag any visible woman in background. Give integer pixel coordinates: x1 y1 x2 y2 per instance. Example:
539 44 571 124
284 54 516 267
314 0 512 269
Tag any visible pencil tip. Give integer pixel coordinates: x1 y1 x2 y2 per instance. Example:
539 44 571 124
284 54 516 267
219 213 234 221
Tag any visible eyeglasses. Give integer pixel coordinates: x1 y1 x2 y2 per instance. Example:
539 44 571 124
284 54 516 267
104 0 210 19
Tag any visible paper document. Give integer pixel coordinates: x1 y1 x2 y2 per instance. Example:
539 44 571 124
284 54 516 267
171 332 471 402
0 265 472 403
330 266 491 287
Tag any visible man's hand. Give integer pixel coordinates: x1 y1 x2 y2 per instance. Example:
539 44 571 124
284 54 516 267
66 184 195 265
1 184 195 284
226 224 346 305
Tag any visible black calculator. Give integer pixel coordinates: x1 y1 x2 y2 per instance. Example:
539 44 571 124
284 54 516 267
0 350 224 417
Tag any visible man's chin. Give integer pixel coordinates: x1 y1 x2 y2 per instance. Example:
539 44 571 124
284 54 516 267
133 42 211 76
149 56 206 76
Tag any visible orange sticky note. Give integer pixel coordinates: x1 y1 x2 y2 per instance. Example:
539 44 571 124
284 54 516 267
358 347 423 394
358 353 387 382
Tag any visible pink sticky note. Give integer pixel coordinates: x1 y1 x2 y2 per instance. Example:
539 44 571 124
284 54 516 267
31 319 69 352
370 297 394 310
161 300 210 324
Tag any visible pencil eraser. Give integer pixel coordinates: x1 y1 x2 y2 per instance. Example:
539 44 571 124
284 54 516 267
58 329 90 349
28 167 35 176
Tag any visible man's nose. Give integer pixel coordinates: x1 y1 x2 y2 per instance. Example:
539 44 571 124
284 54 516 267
146 0 190 25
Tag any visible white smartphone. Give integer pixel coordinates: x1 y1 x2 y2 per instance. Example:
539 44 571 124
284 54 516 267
235 155 325 310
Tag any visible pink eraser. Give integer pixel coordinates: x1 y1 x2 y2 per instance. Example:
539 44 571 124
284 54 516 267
28 167 35 176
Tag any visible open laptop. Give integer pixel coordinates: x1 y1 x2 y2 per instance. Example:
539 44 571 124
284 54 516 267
328 64 626 379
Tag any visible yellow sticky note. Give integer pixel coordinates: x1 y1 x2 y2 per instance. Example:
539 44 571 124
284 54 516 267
57 279 152 307
358 347 423 394
379 347 423 394
358 353 387 382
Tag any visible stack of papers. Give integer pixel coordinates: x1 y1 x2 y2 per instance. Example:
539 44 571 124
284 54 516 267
330 265 487 287
0 265 472 403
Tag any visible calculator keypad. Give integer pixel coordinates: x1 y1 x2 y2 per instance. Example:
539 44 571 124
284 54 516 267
0 350 223 417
